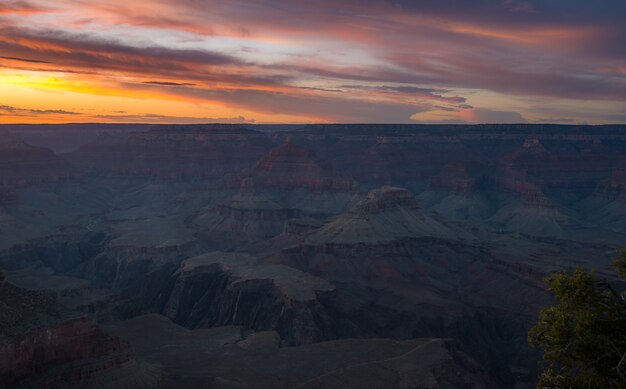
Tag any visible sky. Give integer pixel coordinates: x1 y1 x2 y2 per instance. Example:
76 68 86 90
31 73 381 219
0 0 625 124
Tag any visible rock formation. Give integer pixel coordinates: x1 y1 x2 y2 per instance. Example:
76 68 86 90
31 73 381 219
67 125 273 180
122 252 337 345
105 314 498 389
0 138 75 187
307 186 455 245
0 278 159 388
194 139 359 244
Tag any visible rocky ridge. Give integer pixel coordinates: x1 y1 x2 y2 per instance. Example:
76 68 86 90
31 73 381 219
0 276 158 388
123 252 337 345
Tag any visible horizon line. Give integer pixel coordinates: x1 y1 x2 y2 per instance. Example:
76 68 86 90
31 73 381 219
1 122 622 127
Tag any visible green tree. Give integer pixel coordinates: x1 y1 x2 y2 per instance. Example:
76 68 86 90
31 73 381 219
613 249 626 279
529 249 626 388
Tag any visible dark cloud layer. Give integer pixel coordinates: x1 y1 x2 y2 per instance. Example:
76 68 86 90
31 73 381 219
93 113 252 124
0 55 50 64
0 105 80 116
143 81 197 87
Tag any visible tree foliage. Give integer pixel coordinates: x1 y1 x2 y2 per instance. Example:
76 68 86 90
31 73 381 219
613 249 626 279
529 250 626 388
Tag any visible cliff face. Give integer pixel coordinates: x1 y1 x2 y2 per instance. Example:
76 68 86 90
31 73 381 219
67 125 273 180
307 186 456 245
275 236 539 385
60 124 626 239
259 186 548 385
330 134 477 185
246 138 357 192
428 161 482 196
0 279 158 388
193 140 359 244
286 126 625 213
123 252 337 346
235 139 359 214
594 157 626 201
193 193 302 245
0 317 132 386
0 139 76 187
0 230 204 305
84 241 202 288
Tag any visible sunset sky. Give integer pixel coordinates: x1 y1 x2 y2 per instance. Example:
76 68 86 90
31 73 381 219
1 0 625 124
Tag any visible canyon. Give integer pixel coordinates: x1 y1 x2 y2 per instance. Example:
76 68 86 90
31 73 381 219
0 123 624 388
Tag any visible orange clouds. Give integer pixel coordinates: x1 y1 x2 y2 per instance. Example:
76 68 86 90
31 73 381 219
0 0 624 124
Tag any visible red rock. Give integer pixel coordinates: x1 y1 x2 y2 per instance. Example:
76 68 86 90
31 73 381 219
244 138 357 192
0 280 156 388
428 162 480 196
